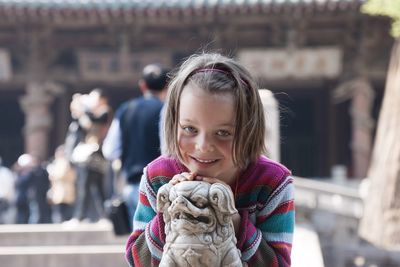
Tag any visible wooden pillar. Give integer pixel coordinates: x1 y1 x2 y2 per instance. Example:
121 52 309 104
17 26 56 161
333 77 375 178
349 78 375 178
19 82 54 161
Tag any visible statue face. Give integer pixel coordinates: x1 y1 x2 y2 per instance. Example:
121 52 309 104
157 181 242 267
167 181 217 234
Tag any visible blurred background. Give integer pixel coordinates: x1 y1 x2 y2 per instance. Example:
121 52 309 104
0 0 399 266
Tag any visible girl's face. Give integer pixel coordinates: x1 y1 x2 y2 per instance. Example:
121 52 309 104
178 85 239 184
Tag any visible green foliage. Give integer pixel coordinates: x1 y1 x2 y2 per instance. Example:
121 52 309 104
362 0 400 37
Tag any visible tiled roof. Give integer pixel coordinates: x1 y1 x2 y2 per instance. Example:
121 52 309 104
0 0 364 9
0 0 364 23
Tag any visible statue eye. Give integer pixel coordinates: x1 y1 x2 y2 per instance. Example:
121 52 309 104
195 198 207 208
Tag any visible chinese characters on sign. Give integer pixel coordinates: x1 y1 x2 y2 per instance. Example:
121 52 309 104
238 47 342 80
78 51 172 82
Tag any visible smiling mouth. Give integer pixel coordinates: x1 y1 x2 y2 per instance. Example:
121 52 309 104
191 157 218 164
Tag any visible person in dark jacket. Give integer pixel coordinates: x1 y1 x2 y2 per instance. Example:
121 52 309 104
14 154 52 224
102 64 169 227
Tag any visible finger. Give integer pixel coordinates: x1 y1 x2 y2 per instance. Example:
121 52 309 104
196 176 217 183
178 175 188 182
179 172 196 181
170 172 194 185
170 178 178 185
194 175 203 181
187 172 197 180
169 174 182 185
198 176 230 187
181 172 191 179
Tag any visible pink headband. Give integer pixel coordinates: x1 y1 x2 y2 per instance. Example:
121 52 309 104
191 68 248 87
193 68 231 76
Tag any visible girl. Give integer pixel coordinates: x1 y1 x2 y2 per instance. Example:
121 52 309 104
126 53 294 266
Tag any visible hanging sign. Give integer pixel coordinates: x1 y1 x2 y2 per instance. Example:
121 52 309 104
238 47 342 80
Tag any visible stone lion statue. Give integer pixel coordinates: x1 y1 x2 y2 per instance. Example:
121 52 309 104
157 181 243 267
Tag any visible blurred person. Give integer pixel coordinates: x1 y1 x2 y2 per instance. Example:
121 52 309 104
14 154 52 224
102 63 169 227
69 88 112 223
0 157 15 223
47 145 76 222
64 93 87 163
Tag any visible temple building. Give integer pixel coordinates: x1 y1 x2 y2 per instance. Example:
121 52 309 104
0 0 393 178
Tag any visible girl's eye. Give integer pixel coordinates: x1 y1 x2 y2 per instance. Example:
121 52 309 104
182 126 197 133
216 130 231 137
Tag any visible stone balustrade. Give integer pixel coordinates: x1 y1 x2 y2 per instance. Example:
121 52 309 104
294 176 400 267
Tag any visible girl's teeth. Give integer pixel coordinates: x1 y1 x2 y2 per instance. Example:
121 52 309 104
197 158 215 163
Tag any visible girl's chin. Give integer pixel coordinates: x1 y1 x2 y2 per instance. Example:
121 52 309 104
195 170 214 178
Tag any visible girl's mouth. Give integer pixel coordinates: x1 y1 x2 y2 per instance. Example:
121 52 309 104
191 156 218 164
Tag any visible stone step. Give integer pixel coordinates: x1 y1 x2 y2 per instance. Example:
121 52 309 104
1 222 323 267
292 223 325 267
0 221 128 246
0 222 130 267
0 245 127 267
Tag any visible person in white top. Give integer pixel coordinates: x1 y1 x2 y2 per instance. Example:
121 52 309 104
0 157 15 223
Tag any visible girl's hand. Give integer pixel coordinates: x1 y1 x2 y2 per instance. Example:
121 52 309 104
194 176 229 187
169 172 196 185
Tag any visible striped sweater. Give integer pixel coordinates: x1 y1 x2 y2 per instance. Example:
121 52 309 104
126 155 295 266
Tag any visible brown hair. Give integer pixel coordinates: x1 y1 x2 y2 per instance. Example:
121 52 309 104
163 53 266 169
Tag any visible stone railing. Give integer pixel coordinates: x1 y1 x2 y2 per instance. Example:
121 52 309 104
294 177 400 267
294 176 363 219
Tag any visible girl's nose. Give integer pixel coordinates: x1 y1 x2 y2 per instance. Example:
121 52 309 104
195 134 214 152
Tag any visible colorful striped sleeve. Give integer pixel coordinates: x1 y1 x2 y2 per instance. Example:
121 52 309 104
125 168 165 267
237 175 295 266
